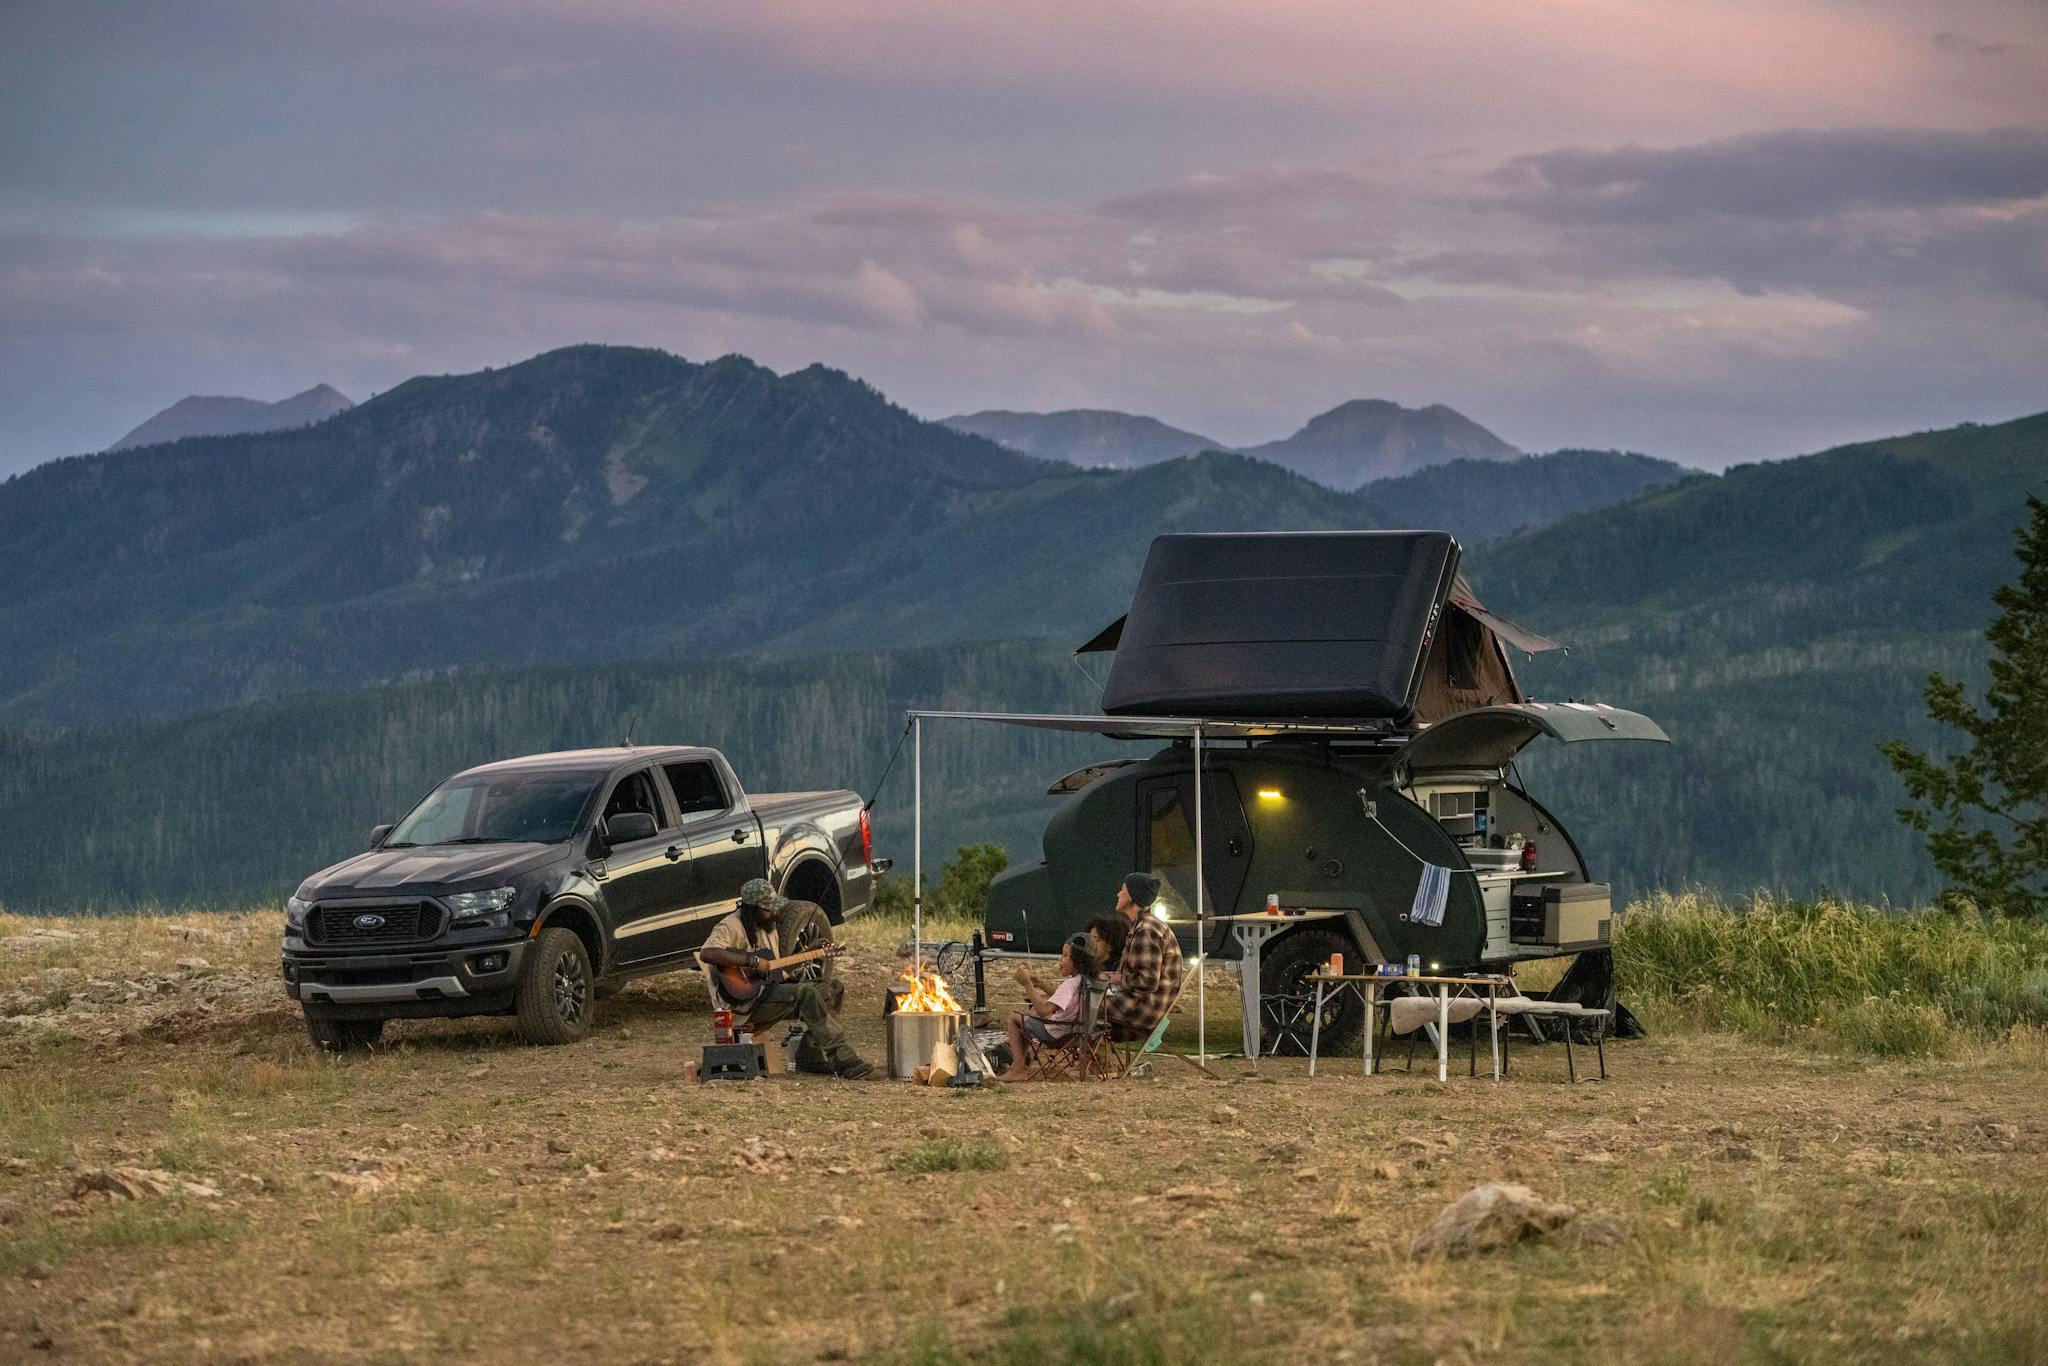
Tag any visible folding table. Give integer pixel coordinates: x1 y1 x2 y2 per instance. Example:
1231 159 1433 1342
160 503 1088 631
1306 972 1512 1082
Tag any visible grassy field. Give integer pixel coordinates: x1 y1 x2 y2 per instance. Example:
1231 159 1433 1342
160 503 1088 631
2 899 2045 1364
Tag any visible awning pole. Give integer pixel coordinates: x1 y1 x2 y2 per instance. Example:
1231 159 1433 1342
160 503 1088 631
1194 725 1206 1068
913 714 923 975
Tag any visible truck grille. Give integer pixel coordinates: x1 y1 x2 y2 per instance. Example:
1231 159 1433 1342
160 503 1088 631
308 901 444 946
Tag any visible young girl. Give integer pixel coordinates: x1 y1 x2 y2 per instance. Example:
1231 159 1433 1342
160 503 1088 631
998 933 1099 1080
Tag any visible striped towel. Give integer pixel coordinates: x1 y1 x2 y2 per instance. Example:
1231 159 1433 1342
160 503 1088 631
1409 862 1451 927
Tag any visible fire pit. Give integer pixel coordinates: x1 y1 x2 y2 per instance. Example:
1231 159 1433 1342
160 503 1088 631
888 967 967 1081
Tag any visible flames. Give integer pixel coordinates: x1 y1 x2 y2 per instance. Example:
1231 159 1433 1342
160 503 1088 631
894 965 963 1014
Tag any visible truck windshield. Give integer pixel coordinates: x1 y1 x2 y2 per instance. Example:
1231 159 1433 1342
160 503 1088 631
384 771 603 848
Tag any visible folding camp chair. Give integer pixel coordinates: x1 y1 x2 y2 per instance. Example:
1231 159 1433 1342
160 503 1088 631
1024 980 1116 1080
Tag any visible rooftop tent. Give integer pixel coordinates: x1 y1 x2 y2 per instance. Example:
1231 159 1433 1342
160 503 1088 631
1094 531 1462 720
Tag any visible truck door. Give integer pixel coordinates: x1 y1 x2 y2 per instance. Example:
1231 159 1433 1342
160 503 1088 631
672 758 768 948
597 768 698 964
1136 771 1252 958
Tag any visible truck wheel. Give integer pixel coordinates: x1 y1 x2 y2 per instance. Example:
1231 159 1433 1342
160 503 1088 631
1261 929 1364 1056
516 927 594 1046
304 1012 384 1052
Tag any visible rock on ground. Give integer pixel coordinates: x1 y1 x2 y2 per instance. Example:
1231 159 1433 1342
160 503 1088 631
1410 1183 1577 1258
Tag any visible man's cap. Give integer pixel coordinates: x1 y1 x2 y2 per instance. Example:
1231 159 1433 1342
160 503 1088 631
740 877 786 910
1123 872 1161 907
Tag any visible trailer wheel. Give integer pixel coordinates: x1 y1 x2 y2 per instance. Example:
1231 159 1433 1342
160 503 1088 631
1260 929 1363 1056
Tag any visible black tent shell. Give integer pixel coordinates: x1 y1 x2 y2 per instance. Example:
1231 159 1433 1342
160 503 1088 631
1097 530 1462 720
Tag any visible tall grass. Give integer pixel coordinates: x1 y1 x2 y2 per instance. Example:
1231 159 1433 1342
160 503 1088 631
1615 891 2048 1055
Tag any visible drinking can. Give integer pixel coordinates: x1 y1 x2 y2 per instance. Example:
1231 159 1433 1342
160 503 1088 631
1329 952 1344 976
1265 892 1281 916
1406 953 1421 976
713 1008 734 1044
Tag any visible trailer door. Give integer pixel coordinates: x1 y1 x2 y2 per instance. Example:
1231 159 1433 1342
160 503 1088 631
1137 771 1252 958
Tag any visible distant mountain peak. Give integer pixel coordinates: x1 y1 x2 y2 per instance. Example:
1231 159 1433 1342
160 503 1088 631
1247 399 1520 488
940 409 1226 468
109 383 355 451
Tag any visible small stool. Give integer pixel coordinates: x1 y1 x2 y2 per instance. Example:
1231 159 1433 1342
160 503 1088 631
1499 1001 1610 1082
701 1042 765 1082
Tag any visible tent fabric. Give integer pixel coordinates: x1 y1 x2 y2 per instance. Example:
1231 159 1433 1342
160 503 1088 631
1075 615 1125 655
1446 575 1563 656
1409 604 1525 724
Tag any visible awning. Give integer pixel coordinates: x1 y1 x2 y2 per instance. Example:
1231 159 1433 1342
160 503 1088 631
905 708 1395 739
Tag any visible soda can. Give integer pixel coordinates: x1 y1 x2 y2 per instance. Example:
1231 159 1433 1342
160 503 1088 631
713 1008 734 1044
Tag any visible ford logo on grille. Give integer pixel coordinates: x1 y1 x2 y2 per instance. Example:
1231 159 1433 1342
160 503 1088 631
353 913 387 930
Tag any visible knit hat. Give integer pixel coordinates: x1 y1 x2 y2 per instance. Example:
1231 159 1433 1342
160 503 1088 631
1122 872 1161 908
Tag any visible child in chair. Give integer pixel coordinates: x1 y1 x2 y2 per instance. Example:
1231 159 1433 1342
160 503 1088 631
997 933 1099 1080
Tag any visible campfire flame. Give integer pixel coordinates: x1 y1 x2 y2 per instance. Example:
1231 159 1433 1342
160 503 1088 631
894 965 963 1014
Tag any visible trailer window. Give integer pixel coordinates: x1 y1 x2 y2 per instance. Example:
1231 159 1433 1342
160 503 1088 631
663 761 729 818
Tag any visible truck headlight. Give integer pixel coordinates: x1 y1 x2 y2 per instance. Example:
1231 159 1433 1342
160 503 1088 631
286 896 311 932
447 887 517 926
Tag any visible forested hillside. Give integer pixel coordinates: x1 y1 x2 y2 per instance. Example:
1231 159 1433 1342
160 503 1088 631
1 341 2036 912
1472 412 2047 902
0 642 1098 910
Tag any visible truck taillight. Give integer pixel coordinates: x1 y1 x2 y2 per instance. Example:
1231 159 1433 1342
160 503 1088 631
860 809 874 869
1520 840 1538 872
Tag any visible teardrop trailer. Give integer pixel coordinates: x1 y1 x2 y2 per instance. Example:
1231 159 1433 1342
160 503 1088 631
906 530 1669 1059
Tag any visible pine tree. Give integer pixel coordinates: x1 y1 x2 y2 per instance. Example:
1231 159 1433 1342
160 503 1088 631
1882 496 2048 915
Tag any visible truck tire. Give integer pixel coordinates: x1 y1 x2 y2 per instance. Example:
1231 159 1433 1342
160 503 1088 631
1260 928 1364 1056
516 927 594 1046
304 1012 384 1052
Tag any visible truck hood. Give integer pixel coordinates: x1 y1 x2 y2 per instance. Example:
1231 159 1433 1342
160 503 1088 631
1397 702 1668 774
301 842 563 898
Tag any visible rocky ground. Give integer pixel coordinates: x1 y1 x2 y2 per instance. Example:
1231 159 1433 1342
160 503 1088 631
1 909 2045 1364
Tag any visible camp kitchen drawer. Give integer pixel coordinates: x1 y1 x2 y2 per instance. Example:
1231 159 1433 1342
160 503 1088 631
1510 882 1613 947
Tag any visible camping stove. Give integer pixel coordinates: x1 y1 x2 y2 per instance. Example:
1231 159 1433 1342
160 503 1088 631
887 1009 966 1080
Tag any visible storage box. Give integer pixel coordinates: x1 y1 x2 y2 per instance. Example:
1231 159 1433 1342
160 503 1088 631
1509 882 1612 947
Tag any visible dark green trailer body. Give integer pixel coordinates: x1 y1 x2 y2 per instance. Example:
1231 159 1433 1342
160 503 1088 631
982 702 1668 1049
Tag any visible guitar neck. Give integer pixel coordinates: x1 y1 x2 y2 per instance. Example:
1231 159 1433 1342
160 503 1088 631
764 947 832 972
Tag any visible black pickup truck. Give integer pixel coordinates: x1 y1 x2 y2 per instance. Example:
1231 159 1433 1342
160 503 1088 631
282 745 879 1048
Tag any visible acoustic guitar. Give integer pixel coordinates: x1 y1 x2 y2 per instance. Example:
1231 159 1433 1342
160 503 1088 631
713 944 842 1004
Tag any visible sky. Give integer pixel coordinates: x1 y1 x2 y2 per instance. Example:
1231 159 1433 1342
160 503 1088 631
2 0 2046 476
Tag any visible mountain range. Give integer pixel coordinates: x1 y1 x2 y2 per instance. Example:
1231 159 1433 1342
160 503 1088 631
0 345 1684 727
1 406 2039 911
108 383 354 451
3 341 2039 911
942 397 1528 487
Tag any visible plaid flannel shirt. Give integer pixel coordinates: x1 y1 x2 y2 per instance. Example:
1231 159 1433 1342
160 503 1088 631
1106 912 1182 1038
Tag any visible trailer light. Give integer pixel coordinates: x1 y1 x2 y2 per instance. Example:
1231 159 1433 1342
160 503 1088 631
1257 788 1284 802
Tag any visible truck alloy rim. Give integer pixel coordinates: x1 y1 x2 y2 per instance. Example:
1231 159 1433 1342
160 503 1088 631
553 955 588 1024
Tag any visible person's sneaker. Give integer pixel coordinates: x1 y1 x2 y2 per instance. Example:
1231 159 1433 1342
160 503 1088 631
834 1056 876 1080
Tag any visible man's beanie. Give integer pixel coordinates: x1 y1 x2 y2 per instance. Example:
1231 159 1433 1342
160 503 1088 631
1123 872 1161 907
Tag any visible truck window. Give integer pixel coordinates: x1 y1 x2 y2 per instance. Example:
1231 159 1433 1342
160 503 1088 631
603 771 661 828
663 760 729 818
397 784 475 845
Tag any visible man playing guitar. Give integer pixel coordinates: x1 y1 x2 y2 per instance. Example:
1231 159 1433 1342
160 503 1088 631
699 878 874 1079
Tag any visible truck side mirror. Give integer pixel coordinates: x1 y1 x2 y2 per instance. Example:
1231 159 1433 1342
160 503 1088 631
605 811 658 844
370 823 394 849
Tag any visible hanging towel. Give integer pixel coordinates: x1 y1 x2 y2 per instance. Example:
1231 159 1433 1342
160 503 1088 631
1409 862 1452 927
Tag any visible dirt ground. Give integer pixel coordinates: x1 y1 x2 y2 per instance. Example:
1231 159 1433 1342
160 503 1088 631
2 909 2045 1365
